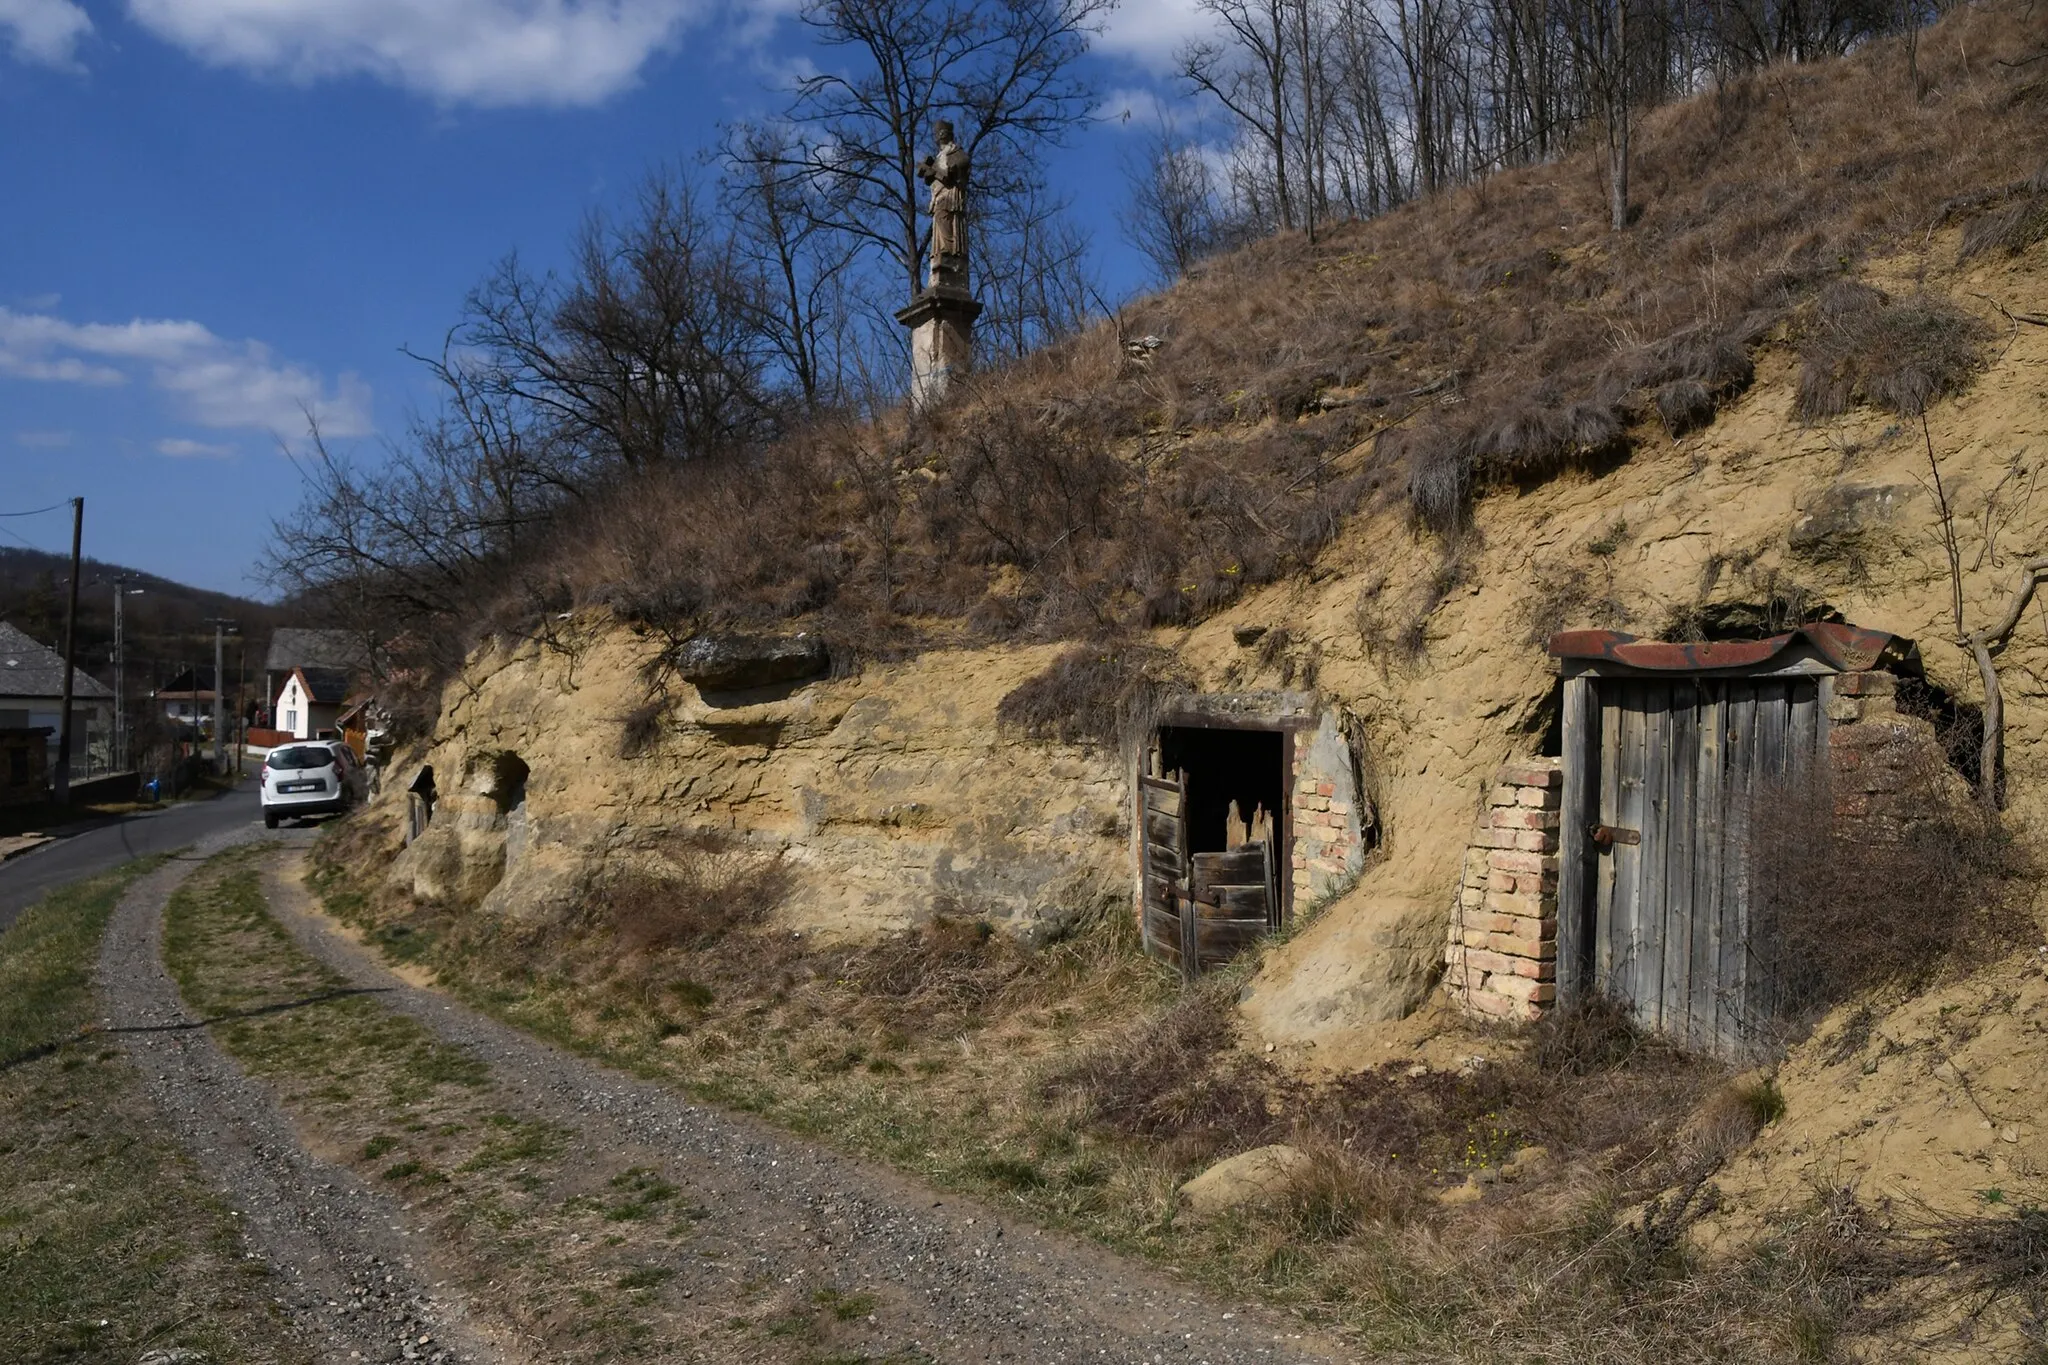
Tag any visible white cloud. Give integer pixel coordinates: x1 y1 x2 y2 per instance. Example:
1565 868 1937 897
123 0 706 107
0 307 374 439
1095 0 1211 72
155 437 238 459
0 0 92 69
14 429 74 448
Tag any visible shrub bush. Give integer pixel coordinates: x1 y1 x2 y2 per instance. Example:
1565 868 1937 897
995 644 1188 748
1796 285 1992 420
598 832 792 954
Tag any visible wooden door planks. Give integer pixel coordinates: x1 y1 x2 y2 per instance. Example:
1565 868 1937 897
1582 675 1832 1058
1661 686 1700 1040
1139 770 1189 969
1557 676 1599 1002
1690 682 1726 1054
1614 682 1651 1028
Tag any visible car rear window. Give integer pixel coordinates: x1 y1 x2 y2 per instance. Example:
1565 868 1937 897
267 746 334 770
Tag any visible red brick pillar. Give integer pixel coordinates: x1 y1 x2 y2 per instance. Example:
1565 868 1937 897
1444 759 1561 1022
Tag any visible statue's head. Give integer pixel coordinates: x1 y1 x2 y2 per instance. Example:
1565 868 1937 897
933 119 956 146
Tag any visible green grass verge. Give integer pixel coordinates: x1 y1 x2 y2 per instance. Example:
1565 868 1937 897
0 858 311 1365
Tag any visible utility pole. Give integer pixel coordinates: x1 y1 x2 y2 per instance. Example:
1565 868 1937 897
234 633 247 777
205 618 237 776
53 497 83 803
109 579 144 771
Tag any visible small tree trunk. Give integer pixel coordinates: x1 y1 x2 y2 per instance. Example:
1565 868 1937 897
1607 0 1628 231
1968 631 2002 811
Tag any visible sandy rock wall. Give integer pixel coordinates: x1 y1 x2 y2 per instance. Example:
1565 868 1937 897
1226 243 2048 1063
390 631 1129 940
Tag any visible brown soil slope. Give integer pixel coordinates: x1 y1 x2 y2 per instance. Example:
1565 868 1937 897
380 6 2048 1085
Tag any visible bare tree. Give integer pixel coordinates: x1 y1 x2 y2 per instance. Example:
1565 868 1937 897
724 125 864 410
448 173 778 471
1179 0 1298 230
738 0 1114 307
977 188 1100 358
1118 114 1228 282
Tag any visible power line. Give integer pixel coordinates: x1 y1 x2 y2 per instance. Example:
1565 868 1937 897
0 521 50 554
0 500 74 518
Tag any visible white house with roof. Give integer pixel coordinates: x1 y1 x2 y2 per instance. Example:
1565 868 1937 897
273 667 350 740
0 621 115 776
264 629 365 729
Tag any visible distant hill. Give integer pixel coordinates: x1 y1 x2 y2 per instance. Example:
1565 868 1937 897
0 548 288 704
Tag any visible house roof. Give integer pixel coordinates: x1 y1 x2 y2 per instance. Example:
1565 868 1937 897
296 667 352 705
0 621 114 700
265 628 366 675
1547 622 1914 675
160 666 219 693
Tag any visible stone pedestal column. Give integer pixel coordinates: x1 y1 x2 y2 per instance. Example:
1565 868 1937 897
895 286 982 411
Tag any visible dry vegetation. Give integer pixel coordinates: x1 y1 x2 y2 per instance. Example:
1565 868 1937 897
993 643 1189 747
316 772 2048 1360
329 2 2048 728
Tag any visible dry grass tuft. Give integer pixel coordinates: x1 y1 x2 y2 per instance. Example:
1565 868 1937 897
595 832 793 954
1958 164 2048 260
1044 978 1287 1157
994 643 1189 748
616 698 667 758
1749 744 2029 1036
1655 379 1719 437
1795 283 1994 420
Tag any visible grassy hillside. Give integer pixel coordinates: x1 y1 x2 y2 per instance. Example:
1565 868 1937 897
490 1 2046 660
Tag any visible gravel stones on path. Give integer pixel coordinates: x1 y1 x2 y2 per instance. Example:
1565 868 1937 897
98 832 507 1365
257 854 1345 1365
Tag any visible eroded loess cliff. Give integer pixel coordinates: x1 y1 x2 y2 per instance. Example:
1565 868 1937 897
390 634 1130 940
386 227 2047 1086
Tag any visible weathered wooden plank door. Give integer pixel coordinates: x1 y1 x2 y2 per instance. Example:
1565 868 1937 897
1139 771 1189 971
1586 676 1825 1056
1180 846 1277 978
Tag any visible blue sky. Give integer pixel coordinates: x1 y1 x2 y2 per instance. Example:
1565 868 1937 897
0 0 1211 597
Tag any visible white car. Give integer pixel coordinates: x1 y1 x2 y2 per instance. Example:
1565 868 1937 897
260 742 368 828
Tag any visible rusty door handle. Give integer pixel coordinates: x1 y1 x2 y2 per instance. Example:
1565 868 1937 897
1591 824 1640 848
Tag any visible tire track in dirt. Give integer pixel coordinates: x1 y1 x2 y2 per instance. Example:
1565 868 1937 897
98 831 512 1365
258 851 1345 1365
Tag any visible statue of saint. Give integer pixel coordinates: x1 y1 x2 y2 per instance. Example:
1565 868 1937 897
917 120 970 292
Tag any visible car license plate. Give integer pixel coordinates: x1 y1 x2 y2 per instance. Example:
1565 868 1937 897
280 781 318 793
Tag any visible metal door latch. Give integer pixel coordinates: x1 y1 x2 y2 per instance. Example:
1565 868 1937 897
1591 824 1641 848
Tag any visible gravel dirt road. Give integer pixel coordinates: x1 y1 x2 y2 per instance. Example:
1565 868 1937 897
99 827 507 1365
94 838 1350 1365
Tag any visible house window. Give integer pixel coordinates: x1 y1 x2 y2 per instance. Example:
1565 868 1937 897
285 709 298 733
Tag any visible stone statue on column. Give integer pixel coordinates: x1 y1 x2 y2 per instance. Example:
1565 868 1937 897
896 119 982 410
918 120 970 292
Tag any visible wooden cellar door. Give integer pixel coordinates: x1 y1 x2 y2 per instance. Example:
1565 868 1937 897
1587 677 1824 1056
1139 768 1190 973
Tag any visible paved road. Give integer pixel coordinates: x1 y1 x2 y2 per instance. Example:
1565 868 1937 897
0 781 263 935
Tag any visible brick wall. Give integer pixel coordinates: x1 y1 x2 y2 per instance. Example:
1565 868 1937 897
1290 711 1369 908
1827 669 1951 830
1444 758 1561 1022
